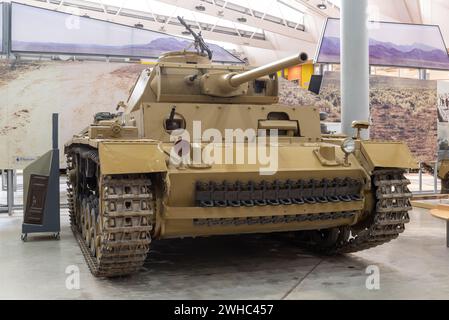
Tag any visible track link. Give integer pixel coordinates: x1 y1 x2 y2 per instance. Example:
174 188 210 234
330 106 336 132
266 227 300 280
66 154 76 227
67 149 154 277
299 169 412 254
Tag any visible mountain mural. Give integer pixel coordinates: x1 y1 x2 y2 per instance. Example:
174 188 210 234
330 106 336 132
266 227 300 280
319 36 449 69
11 36 241 63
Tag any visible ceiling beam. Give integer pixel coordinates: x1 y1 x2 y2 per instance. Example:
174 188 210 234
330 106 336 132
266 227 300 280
294 0 340 19
17 0 274 49
157 0 315 42
403 0 422 24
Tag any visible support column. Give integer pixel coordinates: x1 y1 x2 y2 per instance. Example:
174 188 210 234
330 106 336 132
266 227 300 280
7 170 14 216
315 64 324 76
315 64 332 76
419 69 428 80
2 3 12 58
341 0 370 139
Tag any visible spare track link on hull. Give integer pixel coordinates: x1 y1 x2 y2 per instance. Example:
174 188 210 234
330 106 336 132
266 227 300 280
193 211 357 227
305 169 412 254
66 147 154 277
195 178 363 208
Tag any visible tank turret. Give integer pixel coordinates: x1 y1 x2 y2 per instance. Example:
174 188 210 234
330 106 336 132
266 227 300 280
199 53 308 97
124 16 309 109
127 52 308 109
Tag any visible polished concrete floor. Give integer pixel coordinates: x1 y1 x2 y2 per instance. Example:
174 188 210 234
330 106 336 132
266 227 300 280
0 207 448 300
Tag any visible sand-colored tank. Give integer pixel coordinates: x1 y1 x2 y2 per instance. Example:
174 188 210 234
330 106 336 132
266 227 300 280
65 20 418 277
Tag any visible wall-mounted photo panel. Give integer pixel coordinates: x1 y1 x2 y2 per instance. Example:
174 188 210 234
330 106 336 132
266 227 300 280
0 3 4 53
437 80 449 160
316 18 449 70
319 71 438 162
0 60 147 169
11 2 242 63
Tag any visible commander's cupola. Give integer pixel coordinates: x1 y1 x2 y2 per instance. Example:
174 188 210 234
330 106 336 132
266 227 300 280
158 51 212 65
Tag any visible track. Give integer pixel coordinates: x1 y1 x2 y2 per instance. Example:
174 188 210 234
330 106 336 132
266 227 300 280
67 150 154 277
299 169 412 254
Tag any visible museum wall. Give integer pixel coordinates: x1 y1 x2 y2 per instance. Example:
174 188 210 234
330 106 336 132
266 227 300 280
0 60 146 169
278 73 438 162
278 77 332 110
0 61 439 169
242 34 317 65
319 71 438 162
437 80 449 160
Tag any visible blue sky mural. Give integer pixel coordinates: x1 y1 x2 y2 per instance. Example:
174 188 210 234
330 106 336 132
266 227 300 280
316 18 449 70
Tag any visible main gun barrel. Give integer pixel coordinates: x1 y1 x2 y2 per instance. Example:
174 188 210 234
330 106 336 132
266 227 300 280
229 52 308 88
199 52 309 97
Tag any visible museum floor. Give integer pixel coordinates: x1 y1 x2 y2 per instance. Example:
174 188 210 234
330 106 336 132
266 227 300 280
0 173 448 300
0 205 448 299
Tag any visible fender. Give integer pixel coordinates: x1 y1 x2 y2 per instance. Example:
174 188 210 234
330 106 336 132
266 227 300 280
98 141 167 175
360 141 418 172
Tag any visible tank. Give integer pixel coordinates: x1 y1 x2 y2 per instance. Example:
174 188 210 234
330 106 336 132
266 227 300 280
65 19 418 277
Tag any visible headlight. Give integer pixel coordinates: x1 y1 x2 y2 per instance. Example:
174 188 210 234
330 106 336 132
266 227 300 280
341 138 356 154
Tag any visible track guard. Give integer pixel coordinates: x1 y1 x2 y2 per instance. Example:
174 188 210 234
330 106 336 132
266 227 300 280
360 141 418 171
99 141 167 175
